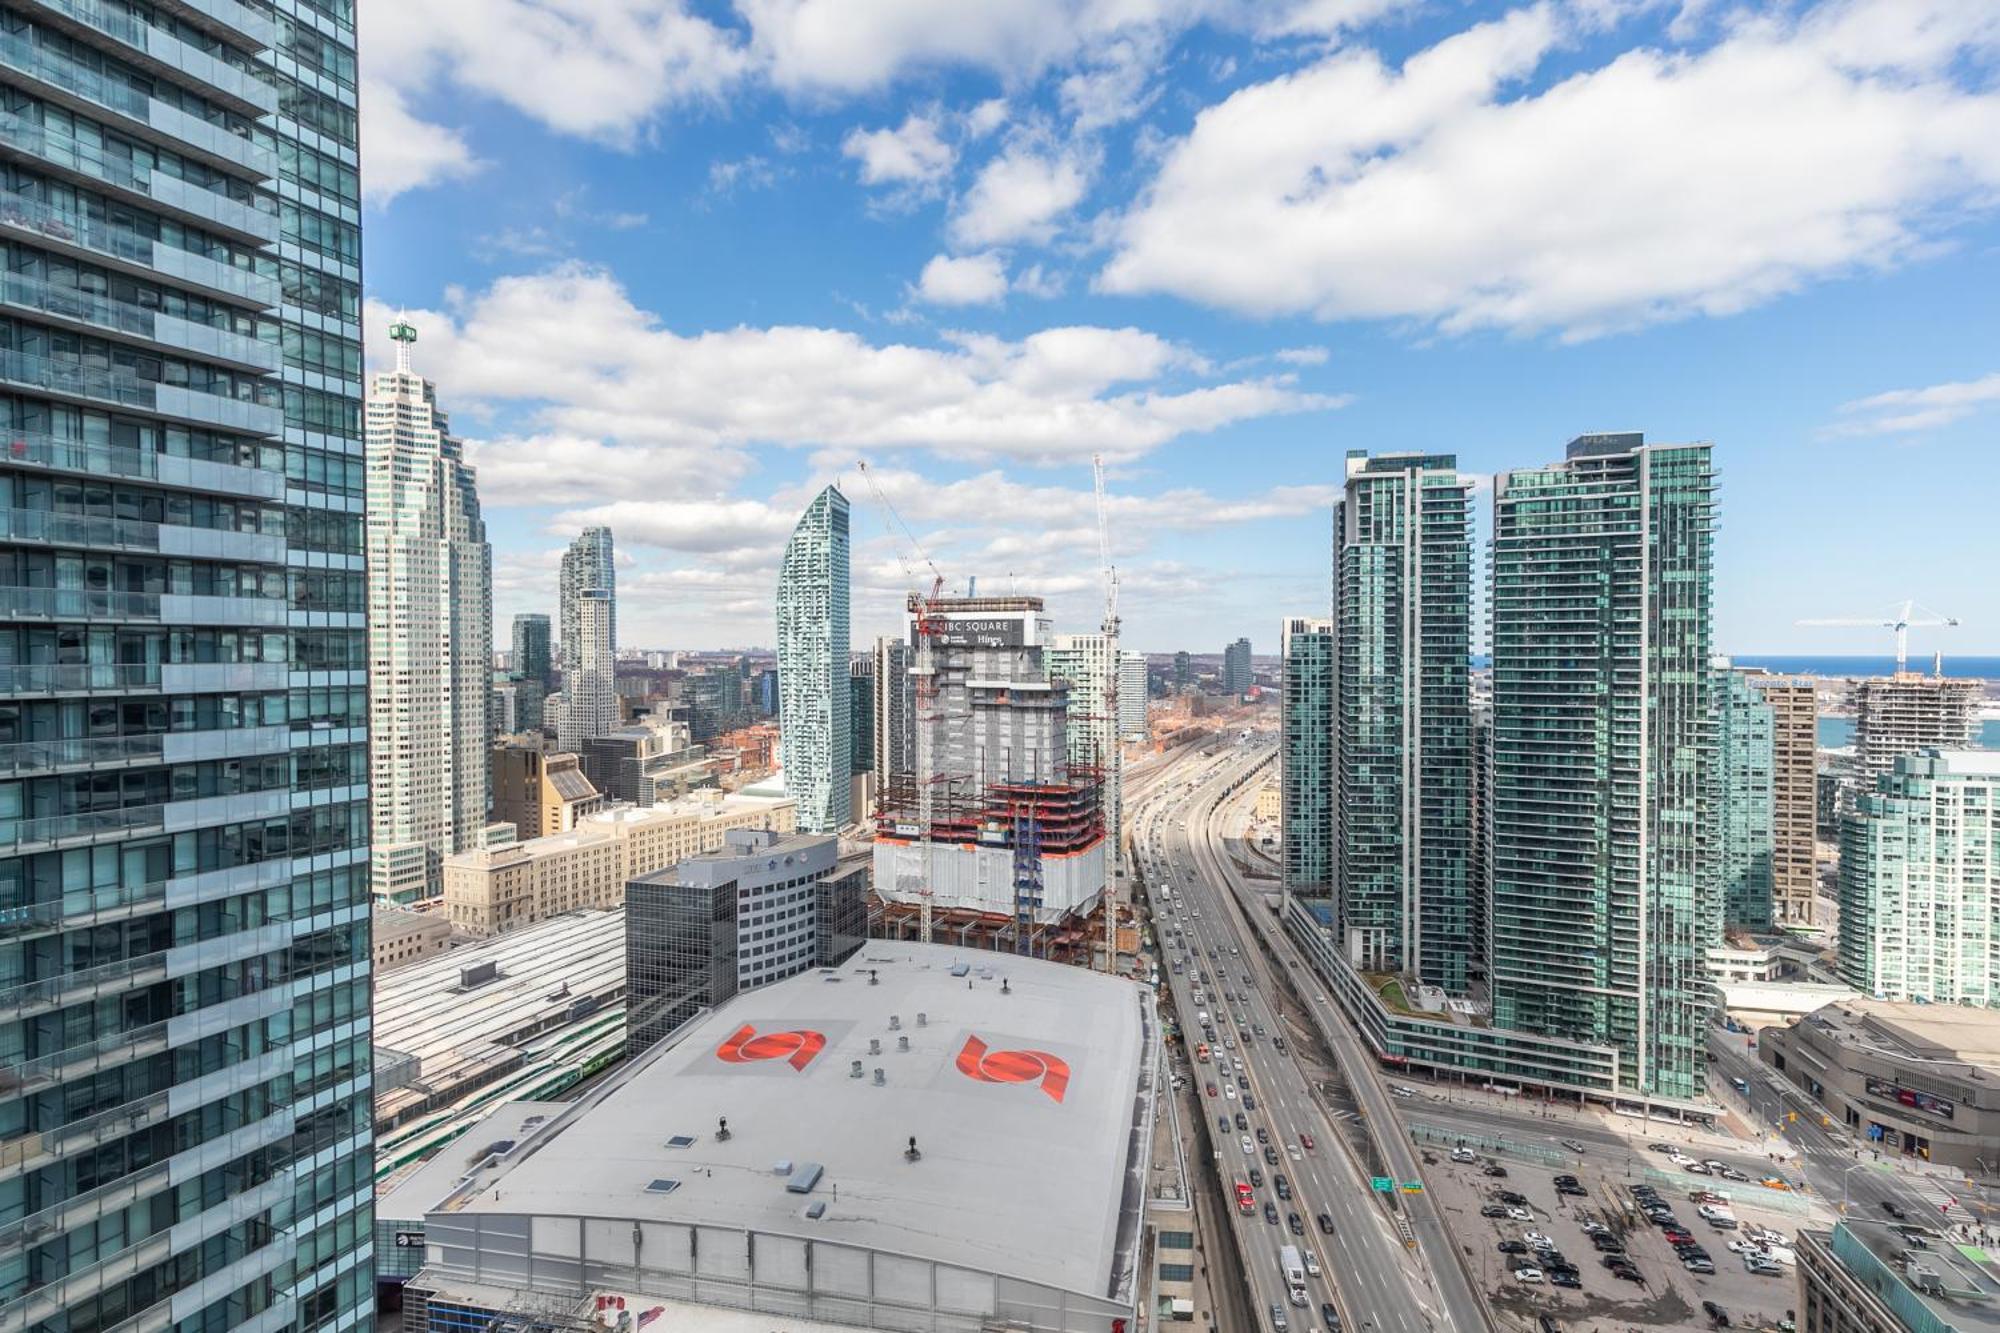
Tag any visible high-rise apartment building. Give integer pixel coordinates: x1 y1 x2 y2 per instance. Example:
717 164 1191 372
872 634 913 786
557 525 615 750
1758 673 1818 926
365 322 490 903
511 611 552 733
1331 452 1474 991
775 485 850 832
1049 631 1125 863
1280 616 1335 902
848 652 875 776
1853 673 1980 794
0 4 375 1329
1490 434 1716 1100
1119 650 1148 738
1714 663 1776 932
1173 650 1192 691
1839 751 2000 1006
1222 637 1252 696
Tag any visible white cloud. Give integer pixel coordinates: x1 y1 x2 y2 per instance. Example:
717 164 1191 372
842 113 956 185
364 269 1339 489
1102 0 2000 338
914 252 1010 305
360 79 481 205
1827 370 2000 436
1013 263 1067 299
464 433 752 508
966 98 1010 138
1273 345 1330 365
951 143 1094 248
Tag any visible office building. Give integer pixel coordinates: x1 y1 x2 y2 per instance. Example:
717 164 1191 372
557 526 616 749
1838 751 2000 1006
1761 673 1819 926
1049 630 1125 863
849 652 875 817
1714 662 1777 932
624 827 866 1049
1761 998 2000 1172
1119 649 1148 738
1853 673 1980 794
775 484 850 832
490 745 603 840
442 790 797 936
1489 433 1716 1101
511 612 552 733
366 321 491 903
1280 616 1336 903
373 906 452 973
1222 636 1252 695
874 596 1106 936
1797 1220 2000 1333
577 714 702 807
0 3 375 1329
872 633 914 785
400 945 1153 1333
1331 451 1475 991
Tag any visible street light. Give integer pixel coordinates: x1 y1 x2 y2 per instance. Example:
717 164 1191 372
1842 1161 1865 1213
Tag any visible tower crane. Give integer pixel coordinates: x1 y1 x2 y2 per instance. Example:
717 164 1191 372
855 460 941 945
1796 599 1959 674
1092 453 1120 974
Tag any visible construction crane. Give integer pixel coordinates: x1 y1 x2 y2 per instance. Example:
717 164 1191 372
855 461 941 945
1092 454 1120 975
1796 599 1959 674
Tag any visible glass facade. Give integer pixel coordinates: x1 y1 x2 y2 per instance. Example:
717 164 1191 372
1714 665 1776 931
1221 637 1251 696
1330 452 1473 991
774 486 849 834
1489 434 1715 1100
624 873 737 1054
0 0 372 1330
1279 616 1333 904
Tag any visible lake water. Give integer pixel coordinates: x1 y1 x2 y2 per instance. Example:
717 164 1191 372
1818 716 2000 749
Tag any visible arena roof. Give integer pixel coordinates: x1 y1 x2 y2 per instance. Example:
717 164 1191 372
435 942 1154 1302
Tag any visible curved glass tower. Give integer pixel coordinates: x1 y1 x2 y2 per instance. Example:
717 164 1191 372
776 486 850 833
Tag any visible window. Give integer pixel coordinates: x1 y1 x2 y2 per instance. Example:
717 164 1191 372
1158 1263 1195 1282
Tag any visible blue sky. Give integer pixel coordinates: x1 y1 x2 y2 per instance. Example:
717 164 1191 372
358 0 2000 656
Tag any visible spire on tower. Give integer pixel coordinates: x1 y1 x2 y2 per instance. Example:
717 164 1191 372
389 318 417 375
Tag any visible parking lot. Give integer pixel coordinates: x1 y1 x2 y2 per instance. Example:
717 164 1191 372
1417 1132 1815 1331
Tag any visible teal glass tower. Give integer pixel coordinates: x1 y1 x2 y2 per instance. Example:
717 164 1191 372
776 485 850 833
1714 663 1776 931
1280 616 1334 907
1331 452 1473 993
0 2 374 1330
1489 434 1716 1100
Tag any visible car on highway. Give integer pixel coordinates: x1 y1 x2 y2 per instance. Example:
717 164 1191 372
1274 1173 1292 1200
1256 1127 1270 1144
1560 1138 1586 1152
1881 1200 1908 1220
1264 1145 1279 1165
1303 1251 1321 1277
1236 1182 1256 1214
1321 1302 1340 1331
1250 1166 1265 1187
1268 1302 1288 1332
1241 1136 1255 1155
1218 1116 1231 1133
1205 1082 1217 1097
1391 1085 1416 1098
1287 1143 1302 1160
1287 1212 1304 1235
1243 1094 1256 1110
1299 1132 1313 1150
1235 1112 1249 1131
1238 1075 1251 1091
1225 1085 1237 1100
1264 1202 1279 1225
1316 1212 1335 1235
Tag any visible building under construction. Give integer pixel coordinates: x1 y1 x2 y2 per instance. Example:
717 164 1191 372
872 595 1109 949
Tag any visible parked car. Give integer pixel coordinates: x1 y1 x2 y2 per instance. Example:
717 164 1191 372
1484 1164 1509 1178
1703 1301 1732 1327
1481 1205 1510 1219
1513 1266 1544 1284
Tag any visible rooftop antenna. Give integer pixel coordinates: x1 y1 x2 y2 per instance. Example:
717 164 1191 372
388 317 417 375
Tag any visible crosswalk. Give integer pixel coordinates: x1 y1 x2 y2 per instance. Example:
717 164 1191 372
1906 1173 1965 1218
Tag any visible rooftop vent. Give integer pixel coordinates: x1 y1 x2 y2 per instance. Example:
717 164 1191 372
897 1035 910 1052
1002 978 1012 995
805 1201 827 1219
664 1135 697 1150
869 969 880 986
455 960 501 991
645 1179 681 1194
949 964 970 978
917 1011 928 1026
849 1059 864 1078
889 1014 901 1030
785 1162 824 1194
873 1067 885 1086
715 1117 731 1142
869 1037 881 1055
905 1135 922 1162
521 1116 547 1129
772 1159 793 1175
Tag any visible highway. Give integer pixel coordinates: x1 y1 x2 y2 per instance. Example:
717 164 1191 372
1175 744 1496 1333
1133 740 1443 1333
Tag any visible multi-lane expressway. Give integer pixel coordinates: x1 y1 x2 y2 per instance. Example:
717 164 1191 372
1132 739 1479 1333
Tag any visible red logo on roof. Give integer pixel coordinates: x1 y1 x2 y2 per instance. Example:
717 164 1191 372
956 1034 1070 1103
716 1024 825 1071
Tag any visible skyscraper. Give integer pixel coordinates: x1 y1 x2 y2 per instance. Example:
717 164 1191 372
512 611 553 733
1331 452 1474 991
872 634 914 788
1761 675 1819 927
1119 650 1148 738
1280 616 1336 905
1713 663 1777 932
1490 433 1716 1100
1839 751 2000 1006
366 322 491 903
1049 631 1124 862
558 526 616 750
0 3 375 1328
1222 637 1253 696
1853 674 1980 794
1173 649 1192 691
776 485 850 832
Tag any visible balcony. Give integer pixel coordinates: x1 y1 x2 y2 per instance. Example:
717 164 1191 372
157 591 288 626
0 428 286 500
0 730 167 777
159 0 279 51
24 0 277 115
0 345 281 435
0 1017 170 1099
0 268 278 372
0 109 277 245
0 661 163 695
0 193 279 309
0 799 167 851
0 29 275 180
0 949 170 1021
0 583 162 623
154 382 282 435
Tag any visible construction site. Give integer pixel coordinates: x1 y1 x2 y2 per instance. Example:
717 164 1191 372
858 458 1135 967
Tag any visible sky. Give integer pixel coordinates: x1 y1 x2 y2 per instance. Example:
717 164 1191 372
357 0 2000 657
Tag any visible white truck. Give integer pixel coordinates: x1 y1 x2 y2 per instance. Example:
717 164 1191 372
1278 1246 1307 1305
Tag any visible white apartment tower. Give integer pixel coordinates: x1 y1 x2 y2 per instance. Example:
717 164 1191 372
1049 631 1125 859
559 526 617 750
776 485 852 832
1119 650 1148 739
366 321 493 902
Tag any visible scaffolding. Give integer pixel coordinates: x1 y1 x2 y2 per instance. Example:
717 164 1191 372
1010 796 1042 955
